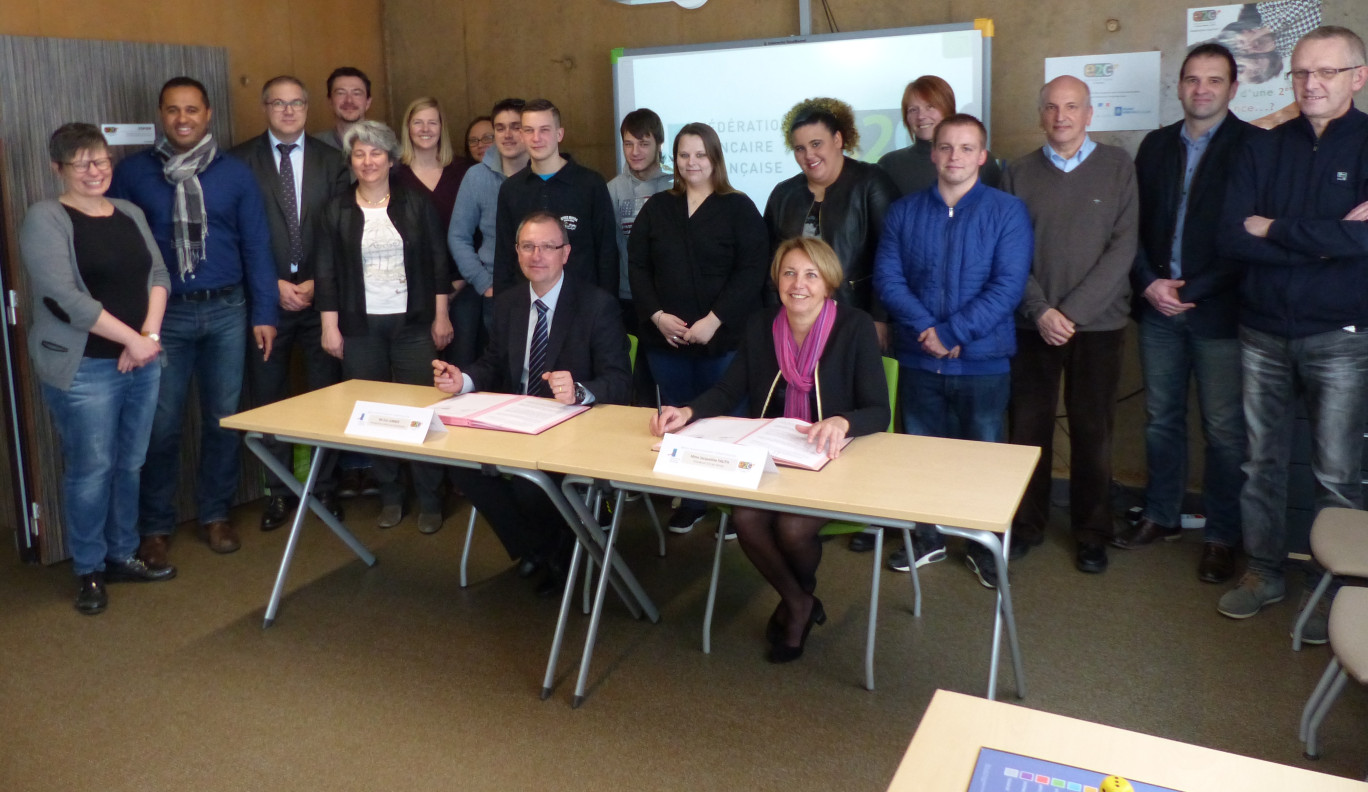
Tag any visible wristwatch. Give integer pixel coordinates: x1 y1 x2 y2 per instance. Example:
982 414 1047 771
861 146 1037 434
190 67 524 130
141 330 160 343
573 382 587 404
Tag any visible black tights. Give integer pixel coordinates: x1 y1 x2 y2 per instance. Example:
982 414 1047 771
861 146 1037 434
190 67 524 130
731 506 826 647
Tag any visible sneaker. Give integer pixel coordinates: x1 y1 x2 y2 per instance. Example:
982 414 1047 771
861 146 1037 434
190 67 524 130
888 533 946 572
1293 589 1332 646
964 545 999 589
715 523 737 541
848 532 877 552
1217 571 1286 619
668 505 707 534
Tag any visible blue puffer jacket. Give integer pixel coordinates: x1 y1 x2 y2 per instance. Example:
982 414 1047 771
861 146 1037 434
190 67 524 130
874 180 1033 375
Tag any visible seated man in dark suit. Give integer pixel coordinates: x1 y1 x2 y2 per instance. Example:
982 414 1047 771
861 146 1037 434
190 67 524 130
434 210 631 596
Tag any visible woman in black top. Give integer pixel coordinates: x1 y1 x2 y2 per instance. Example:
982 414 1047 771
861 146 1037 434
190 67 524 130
20 123 175 614
394 96 479 367
629 122 769 532
651 237 889 663
763 98 898 349
315 120 452 534
875 75 1002 197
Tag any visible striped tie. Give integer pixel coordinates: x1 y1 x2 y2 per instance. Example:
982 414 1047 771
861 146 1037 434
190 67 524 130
527 299 550 396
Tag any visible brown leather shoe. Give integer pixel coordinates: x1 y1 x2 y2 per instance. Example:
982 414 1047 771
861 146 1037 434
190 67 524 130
138 535 171 570
1111 517 1181 549
1198 542 1236 584
199 520 241 554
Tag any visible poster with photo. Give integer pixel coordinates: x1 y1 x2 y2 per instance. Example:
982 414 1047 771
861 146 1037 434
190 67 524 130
1186 1 1322 119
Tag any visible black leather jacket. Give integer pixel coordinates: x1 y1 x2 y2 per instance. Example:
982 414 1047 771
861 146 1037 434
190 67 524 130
763 156 898 320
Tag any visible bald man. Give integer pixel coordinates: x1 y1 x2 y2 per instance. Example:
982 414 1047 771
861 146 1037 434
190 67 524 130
999 75 1139 579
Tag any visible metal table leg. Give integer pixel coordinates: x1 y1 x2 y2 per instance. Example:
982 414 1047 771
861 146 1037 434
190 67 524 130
938 525 1027 700
244 435 376 628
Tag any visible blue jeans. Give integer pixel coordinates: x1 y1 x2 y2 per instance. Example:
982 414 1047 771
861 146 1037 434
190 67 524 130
139 288 249 535
1138 311 1245 546
1240 325 1368 581
901 366 1010 548
43 358 160 574
645 349 737 408
900 367 1010 443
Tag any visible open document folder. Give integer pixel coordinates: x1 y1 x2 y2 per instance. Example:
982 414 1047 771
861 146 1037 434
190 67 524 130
430 392 588 435
655 416 851 471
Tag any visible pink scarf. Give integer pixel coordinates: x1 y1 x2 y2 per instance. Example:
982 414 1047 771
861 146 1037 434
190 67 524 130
773 299 837 422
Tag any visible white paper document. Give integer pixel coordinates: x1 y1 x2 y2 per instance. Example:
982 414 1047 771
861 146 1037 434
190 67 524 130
100 123 157 146
655 416 850 471
344 400 447 445
654 433 777 490
430 392 588 434
737 417 850 471
1043 51 1161 132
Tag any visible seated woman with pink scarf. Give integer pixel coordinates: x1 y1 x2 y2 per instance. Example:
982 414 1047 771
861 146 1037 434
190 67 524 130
650 236 888 664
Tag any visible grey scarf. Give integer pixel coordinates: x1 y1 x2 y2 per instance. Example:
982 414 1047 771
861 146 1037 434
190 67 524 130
154 133 217 280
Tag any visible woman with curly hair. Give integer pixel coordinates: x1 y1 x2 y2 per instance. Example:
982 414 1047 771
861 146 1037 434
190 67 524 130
763 97 897 351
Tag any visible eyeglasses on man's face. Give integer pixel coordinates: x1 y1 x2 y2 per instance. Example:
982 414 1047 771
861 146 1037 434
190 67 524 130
516 242 566 255
1287 65 1363 82
267 99 308 111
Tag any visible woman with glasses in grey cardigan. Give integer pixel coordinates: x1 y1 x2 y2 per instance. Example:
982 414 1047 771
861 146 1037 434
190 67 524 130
21 123 176 616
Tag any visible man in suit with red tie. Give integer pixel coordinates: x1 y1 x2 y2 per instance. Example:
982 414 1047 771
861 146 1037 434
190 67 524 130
230 75 350 531
434 210 631 596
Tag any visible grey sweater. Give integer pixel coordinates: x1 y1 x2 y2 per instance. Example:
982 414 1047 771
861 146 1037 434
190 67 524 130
1001 143 1138 332
447 147 512 296
19 199 170 389
607 169 673 300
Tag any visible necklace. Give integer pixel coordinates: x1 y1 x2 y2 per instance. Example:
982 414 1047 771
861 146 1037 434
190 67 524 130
356 188 390 206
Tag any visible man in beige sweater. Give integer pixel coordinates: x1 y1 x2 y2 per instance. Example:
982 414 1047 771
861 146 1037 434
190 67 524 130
999 76 1139 580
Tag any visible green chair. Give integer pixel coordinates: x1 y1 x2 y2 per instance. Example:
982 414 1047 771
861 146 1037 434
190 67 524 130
702 356 922 691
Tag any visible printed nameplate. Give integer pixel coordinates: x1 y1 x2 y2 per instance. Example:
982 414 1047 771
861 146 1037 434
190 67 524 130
344 400 446 445
654 433 776 490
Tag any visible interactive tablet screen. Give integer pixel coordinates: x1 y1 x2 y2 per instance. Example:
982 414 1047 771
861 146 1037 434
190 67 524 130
968 747 1183 792
612 25 989 209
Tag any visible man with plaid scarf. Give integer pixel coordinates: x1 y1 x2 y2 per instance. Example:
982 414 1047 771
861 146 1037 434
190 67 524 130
110 76 278 565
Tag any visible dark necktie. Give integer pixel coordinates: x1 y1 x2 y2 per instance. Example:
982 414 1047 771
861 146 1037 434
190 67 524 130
277 143 304 275
527 299 550 396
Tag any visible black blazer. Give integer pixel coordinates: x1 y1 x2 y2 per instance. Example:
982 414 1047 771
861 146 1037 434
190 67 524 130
689 304 889 438
465 275 631 405
313 181 450 335
763 157 898 320
628 190 768 356
229 133 349 283
1131 115 1260 338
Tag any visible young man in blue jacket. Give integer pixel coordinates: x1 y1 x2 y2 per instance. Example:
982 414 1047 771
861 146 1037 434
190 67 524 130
874 114 1033 586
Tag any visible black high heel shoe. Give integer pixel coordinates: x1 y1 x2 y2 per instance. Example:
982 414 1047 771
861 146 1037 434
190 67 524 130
765 602 787 645
766 598 826 645
769 597 824 663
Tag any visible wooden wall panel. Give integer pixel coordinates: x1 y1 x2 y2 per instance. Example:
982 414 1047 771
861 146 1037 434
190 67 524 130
0 35 246 563
0 0 387 146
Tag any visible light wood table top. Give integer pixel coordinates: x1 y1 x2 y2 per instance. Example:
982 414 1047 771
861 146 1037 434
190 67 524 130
537 405 1040 533
889 690 1367 792
221 379 584 469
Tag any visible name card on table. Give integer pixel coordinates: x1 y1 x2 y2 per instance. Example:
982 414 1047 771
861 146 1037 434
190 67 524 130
344 400 447 445
654 433 777 490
